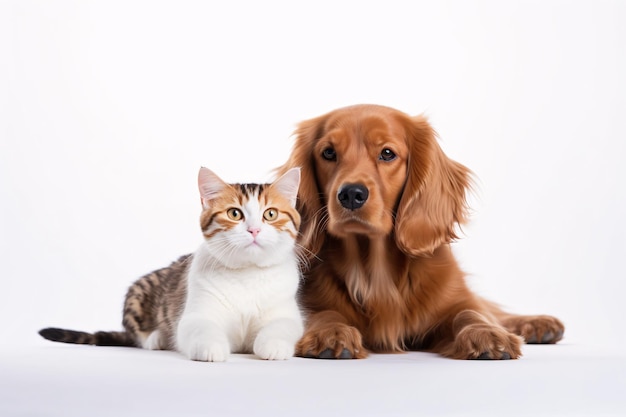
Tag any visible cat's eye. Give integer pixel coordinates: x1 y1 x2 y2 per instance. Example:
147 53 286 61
379 148 397 162
226 208 243 221
322 147 337 161
263 208 278 221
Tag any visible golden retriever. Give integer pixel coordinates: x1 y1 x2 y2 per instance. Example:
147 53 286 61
276 104 564 359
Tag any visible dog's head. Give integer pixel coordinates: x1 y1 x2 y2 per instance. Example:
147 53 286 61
277 104 472 257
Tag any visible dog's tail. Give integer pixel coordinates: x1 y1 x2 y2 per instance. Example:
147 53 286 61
38 327 137 347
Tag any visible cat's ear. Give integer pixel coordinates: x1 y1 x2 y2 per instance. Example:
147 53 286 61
198 167 227 209
272 167 300 208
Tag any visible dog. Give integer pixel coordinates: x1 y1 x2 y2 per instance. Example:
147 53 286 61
276 104 564 359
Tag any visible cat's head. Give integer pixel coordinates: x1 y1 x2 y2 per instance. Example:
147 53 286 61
197 167 301 268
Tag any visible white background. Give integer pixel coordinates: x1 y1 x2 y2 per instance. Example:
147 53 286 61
1 1 625 416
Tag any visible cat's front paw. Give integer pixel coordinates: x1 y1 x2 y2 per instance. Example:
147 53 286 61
253 338 295 360
177 316 230 362
182 340 230 362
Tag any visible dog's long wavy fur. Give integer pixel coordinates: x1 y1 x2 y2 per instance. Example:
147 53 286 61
277 104 564 360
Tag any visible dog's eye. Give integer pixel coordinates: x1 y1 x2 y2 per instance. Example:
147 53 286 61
379 148 397 161
322 148 337 161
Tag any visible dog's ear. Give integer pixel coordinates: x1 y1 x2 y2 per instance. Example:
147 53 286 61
395 115 472 256
275 114 328 258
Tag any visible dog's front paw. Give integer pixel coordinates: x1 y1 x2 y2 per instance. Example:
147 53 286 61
296 322 368 359
501 315 565 344
451 323 523 360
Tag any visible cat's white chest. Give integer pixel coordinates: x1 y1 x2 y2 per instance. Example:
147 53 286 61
197 265 297 313
178 249 302 356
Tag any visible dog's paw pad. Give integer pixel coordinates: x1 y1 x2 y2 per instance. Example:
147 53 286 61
473 351 512 360
305 348 353 359
526 329 564 344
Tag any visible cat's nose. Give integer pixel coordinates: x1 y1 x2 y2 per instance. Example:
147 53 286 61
248 227 261 238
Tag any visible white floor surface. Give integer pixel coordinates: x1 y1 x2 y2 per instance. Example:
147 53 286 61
1 342 624 417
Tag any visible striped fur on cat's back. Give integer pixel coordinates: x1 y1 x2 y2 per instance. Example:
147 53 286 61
40 168 304 361
39 254 190 348
39 255 192 349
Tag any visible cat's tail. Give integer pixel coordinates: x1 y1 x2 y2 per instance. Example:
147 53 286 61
38 327 137 347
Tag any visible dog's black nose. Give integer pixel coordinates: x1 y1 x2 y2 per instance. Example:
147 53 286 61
338 183 369 210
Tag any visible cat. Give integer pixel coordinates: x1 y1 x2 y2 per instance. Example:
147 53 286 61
39 167 304 362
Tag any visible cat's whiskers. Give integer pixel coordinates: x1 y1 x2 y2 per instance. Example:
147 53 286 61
294 243 315 269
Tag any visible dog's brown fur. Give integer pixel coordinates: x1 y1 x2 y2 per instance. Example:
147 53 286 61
277 104 564 359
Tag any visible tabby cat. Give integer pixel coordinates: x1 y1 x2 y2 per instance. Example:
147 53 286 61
39 167 304 361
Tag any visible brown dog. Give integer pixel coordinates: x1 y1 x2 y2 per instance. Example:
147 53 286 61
277 104 564 359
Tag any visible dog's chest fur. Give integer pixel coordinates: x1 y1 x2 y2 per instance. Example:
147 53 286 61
303 238 463 352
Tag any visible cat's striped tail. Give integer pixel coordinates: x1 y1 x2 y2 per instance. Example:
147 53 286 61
38 327 137 347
